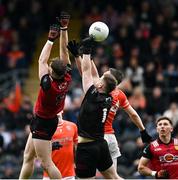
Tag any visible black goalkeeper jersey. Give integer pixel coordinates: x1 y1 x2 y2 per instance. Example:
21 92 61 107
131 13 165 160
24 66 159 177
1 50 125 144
78 85 113 140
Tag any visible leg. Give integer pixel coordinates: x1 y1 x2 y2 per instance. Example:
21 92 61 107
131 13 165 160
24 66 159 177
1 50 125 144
112 157 118 170
104 134 121 170
33 138 62 179
100 164 123 179
98 139 123 179
19 133 36 179
75 143 96 179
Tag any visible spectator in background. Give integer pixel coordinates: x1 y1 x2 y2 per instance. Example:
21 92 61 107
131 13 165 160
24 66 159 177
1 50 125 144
143 61 156 88
146 86 167 116
163 102 178 137
3 82 22 113
125 57 144 88
102 5 119 34
128 86 146 114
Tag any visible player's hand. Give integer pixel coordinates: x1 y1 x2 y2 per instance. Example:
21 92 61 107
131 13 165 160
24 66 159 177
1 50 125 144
155 170 169 179
48 24 60 42
57 11 70 28
52 141 63 151
67 40 80 57
80 36 95 54
140 129 152 143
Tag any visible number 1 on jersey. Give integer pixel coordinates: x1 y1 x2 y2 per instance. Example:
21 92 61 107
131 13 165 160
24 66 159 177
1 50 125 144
102 108 108 123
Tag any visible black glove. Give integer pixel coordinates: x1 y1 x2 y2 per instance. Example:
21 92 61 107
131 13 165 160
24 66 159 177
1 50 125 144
48 24 60 42
80 36 94 54
52 141 63 151
155 170 169 179
56 11 70 28
140 129 152 143
67 40 80 57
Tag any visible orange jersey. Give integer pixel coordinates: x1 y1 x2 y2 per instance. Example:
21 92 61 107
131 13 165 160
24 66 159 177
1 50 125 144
43 120 78 178
104 88 130 134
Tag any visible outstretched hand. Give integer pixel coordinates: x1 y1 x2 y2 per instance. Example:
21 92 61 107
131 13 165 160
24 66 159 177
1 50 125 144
155 170 169 179
80 36 95 54
57 11 70 28
67 40 80 57
52 141 63 151
140 129 153 143
48 24 60 42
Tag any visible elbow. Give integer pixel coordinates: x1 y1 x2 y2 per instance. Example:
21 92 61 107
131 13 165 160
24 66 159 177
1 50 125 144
138 164 144 175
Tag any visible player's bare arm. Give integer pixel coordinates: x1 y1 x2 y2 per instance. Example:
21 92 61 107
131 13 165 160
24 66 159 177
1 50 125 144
138 157 152 176
58 12 71 65
75 56 82 75
38 24 59 80
124 105 145 130
82 54 93 93
91 60 100 84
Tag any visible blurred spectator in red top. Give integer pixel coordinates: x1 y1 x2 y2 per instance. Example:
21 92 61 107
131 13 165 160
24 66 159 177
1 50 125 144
129 86 146 111
3 83 22 113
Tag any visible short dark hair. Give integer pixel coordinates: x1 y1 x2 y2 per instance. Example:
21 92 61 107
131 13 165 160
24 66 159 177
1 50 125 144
156 116 173 126
109 68 124 85
50 57 67 79
103 74 117 94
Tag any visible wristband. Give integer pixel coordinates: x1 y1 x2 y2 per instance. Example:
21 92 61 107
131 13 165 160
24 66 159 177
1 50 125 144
151 171 156 177
47 40 54 45
60 27 68 31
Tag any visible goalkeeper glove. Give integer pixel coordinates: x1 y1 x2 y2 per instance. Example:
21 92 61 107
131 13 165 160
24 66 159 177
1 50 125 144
67 40 80 57
52 141 63 151
56 11 70 30
80 36 94 54
48 24 60 42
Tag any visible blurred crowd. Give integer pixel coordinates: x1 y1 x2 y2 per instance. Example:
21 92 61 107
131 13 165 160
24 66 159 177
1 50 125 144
0 0 178 178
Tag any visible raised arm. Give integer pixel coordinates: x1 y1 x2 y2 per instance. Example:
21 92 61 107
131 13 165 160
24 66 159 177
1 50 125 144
91 60 100 83
67 40 100 81
81 54 93 93
80 37 95 93
58 12 71 65
67 40 82 74
38 24 59 80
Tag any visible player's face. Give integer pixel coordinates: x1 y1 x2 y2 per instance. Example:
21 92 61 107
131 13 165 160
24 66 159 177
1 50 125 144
156 120 173 137
95 77 104 90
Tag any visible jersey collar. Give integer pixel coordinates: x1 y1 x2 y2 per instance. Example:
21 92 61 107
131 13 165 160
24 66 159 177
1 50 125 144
158 137 173 145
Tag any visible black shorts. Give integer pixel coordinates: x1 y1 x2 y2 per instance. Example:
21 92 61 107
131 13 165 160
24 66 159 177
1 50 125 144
75 139 113 178
30 114 58 140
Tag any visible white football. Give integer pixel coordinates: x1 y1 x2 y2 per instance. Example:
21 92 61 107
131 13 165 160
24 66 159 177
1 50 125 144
89 21 109 42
